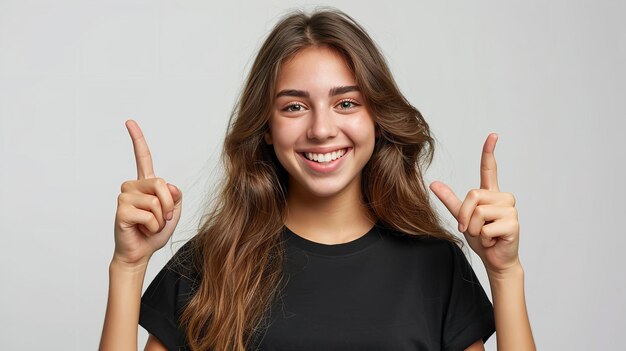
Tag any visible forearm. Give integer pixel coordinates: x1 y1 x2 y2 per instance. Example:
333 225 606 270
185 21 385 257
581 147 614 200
488 261 536 351
99 258 148 351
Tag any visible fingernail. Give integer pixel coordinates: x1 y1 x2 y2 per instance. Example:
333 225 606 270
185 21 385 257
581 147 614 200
166 211 173 220
458 223 464 232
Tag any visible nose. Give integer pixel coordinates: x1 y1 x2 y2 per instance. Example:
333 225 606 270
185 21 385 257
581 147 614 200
307 108 338 141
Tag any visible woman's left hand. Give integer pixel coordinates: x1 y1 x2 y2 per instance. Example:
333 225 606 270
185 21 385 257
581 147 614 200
429 133 520 276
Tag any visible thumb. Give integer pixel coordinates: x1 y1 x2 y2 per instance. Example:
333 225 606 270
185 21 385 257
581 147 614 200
429 180 462 220
167 183 182 205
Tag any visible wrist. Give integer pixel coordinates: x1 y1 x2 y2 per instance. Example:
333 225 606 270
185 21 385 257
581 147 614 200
110 254 150 275
486 258 524 281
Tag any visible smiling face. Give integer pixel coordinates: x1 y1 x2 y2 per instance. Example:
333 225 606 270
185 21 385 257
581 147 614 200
264 45 376 200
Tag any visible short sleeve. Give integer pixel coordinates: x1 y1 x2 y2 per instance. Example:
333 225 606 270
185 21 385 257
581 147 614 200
442 242 496 351
139 241 198 351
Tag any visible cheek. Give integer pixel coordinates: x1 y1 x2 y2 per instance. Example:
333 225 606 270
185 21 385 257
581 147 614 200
267 123 300 170
351 119 377 163
347 117 377 144
268 134 293 171
270 118 309 147
270 125 293 148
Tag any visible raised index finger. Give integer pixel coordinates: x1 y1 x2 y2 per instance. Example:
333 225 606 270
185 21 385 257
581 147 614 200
480 133 499 191
125 119 155 179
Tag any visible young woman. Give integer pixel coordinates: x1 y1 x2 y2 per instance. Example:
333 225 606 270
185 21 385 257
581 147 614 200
100 8 535 351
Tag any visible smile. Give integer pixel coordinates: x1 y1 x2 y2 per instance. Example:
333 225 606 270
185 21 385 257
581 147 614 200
301 148 348 163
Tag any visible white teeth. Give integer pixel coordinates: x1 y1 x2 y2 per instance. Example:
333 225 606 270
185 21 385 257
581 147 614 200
304 149 346 163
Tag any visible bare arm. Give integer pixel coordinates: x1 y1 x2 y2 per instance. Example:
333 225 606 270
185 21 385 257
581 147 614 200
462 262 536 351
465 339 485 351
488 261 535 350
99 259 148 351
99 259 172 351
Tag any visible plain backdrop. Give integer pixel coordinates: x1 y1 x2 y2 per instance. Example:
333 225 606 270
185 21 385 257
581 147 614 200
1 0 624 349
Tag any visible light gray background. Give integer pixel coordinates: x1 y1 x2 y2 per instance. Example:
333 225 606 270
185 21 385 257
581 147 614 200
1 0 624 349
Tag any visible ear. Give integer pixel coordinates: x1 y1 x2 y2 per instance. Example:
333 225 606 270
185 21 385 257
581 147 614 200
264 130 273 145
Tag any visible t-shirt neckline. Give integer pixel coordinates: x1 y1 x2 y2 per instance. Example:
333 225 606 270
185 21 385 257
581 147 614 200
283 223 382 256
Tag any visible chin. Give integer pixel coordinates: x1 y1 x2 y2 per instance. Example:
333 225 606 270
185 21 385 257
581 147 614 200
304 187 345 199
299 178 357 199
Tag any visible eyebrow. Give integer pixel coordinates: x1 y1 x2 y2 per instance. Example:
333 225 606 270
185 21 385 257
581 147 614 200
275 85 360 98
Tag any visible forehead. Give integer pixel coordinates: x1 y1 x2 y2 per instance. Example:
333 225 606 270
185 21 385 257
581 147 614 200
276 46 356 91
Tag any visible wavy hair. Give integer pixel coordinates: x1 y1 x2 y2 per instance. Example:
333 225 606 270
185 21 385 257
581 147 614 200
178 8 461 350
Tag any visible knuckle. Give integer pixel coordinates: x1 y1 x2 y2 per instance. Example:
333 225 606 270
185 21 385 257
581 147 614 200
480 227 490 238
506 192 516 206
467 225 479 237
150 196 161 208
117 193 128 205
481 225 495 238
474 205 486 217
144 214 158 232
154 177 167 187
467 189 481 201
120 180 134 193
115 203 128 217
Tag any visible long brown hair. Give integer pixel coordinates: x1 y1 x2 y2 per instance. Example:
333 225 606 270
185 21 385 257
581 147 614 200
178 7 461 350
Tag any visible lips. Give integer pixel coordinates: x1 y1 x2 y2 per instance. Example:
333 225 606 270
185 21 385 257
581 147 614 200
296 147 352 173
301 148 348 163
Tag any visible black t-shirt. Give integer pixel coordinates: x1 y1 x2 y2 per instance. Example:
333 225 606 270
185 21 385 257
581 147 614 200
139 224 496 350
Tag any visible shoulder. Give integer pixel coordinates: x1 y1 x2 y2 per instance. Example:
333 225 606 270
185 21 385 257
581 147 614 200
163 239 200 282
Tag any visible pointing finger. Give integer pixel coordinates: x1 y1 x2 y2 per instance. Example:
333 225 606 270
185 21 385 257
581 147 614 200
480 133 499 191
429 181 462 221
125 120 155 179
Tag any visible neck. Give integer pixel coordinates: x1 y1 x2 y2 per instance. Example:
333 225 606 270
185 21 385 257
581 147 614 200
284 177 375 245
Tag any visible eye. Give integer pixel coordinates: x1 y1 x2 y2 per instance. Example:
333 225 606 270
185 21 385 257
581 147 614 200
336 99 359 110
282 103 306 112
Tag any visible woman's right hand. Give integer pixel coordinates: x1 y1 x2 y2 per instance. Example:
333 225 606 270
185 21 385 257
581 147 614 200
112 120 183 268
